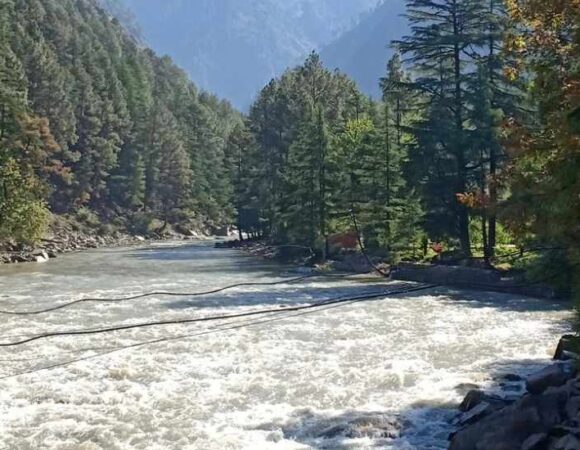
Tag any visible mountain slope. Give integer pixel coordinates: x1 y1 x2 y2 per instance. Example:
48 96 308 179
1 0 241 244
118 0 380 109
321 0 408 98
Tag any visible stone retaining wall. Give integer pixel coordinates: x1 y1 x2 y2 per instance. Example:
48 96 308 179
392 263 558 299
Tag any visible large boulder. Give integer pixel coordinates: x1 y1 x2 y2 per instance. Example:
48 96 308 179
521 433 549 450
526 363 576 395
330 254 373 273
549 434 580 450
449 388 570 450
554 335 580 362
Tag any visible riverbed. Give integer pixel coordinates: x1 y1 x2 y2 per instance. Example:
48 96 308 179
0 241 572 449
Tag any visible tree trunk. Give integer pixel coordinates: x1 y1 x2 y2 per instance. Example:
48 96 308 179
452 0 471 257
384 102 392 248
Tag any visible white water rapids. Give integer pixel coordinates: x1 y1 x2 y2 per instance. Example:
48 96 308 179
0 242 573 449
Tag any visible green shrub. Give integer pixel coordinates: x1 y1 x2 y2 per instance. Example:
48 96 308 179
0 159 50 245
127 212 156 235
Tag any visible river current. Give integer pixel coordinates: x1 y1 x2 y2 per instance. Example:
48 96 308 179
0 242 572 449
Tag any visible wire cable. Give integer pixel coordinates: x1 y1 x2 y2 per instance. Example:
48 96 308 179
0 283 434 348
0 283 436 381
0 273 354 316
350 208 390 277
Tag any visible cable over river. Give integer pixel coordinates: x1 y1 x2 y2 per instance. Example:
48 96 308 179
0 242 573 449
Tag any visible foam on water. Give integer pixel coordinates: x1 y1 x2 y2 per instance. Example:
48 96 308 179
0 242 572 449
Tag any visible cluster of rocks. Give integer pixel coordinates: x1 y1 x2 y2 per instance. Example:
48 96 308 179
329 253 387 273
0 233 147 264
216 239 392 274
449 336 580 450
0 220 228 265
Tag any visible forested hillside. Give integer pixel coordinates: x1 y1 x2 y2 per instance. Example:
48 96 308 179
117 0 380 109
0 0 240 243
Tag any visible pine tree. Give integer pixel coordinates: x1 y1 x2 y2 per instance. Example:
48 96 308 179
282 105 329 249
0 0 52 243
379 53 418 249
1 0 244 245
397 0 487 256
157 108 191 227
225 120 259 238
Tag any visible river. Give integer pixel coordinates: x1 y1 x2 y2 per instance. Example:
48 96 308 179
0 241 572 449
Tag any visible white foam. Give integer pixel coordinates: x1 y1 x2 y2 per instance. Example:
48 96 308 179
0 244 572 449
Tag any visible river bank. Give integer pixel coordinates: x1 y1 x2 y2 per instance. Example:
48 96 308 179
215 238 388 273
0 231 148 264
449 335 580 450
217 239 563 300
0 215 223 264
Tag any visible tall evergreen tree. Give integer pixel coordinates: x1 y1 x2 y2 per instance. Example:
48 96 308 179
397 0 491 256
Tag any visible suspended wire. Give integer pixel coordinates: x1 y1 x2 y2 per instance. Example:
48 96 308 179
0 283 433 348
1 264 573 379
0 283 436 381
350 208 391 277
0 273 356 316
0 302 358 380
0 290 352 367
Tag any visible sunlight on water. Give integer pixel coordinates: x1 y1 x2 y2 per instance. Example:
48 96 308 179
0 242 572 449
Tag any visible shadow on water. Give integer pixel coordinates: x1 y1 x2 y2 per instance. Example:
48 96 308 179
257 404 456 449
272 355 564 449
162 281 572 316
271 408 402 449
402 287 572 313
128 244 246 262
163 282 411 310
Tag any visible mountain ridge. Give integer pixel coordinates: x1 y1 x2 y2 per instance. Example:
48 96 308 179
114 0 382 108
321 0 408 98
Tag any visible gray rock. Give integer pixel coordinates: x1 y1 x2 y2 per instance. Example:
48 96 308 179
449 389 568 450
521 433 549 450
550 434 580 450
459 390 486 412
455 383 480 396
567 397 580 420
550 425 580 438
527 363 576 395
458 389 511 415
555 335 580 361
330 254 374 273
316 416 399 440
502 374 525 382
33 250 49 263
457 401 491 426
